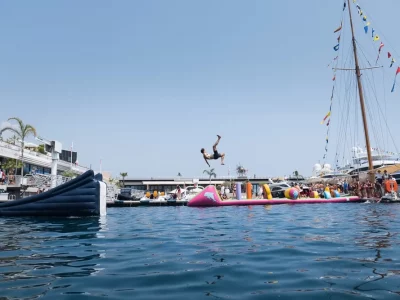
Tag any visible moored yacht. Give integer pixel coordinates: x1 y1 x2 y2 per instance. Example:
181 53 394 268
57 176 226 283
314 147 400 178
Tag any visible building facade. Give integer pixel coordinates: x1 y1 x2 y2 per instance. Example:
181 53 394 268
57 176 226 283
0 140 89 176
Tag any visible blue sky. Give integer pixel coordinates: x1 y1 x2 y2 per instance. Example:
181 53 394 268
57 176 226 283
1 0 400 178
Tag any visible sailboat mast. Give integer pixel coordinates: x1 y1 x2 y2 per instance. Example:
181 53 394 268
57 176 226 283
346 0 374 178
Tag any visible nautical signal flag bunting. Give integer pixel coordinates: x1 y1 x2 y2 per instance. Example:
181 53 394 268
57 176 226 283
352 0 399 92
321 111 331 124
391 67 400 93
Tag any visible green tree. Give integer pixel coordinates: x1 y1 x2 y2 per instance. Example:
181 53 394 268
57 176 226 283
203 168 216 184
2 158 23 174
62 170 76 178
108 177 121 187
37 144 46 154
293 170 299 181
0 117 37 177
120 172 128 187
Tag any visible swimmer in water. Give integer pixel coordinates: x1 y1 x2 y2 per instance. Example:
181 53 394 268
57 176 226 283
201 135 225 167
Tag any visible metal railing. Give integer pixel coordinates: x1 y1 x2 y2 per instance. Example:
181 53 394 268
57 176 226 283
1 174 73 188
25 173 73 189
106 184 118 203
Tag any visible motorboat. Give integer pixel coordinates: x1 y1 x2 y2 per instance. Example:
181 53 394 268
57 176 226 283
0 186 9 202
268 182 292 198
181 185 204 202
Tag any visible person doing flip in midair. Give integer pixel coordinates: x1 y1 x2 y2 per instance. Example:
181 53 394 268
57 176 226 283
201 135 225 167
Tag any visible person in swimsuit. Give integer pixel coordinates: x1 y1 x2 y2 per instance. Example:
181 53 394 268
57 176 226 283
201 135 225 167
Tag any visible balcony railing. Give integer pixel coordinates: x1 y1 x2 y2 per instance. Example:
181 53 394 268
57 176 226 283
2 173 118 202
0 140 90 173
2 174 73 189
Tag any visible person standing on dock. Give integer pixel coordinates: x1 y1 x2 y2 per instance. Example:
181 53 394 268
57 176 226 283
201 135 225 167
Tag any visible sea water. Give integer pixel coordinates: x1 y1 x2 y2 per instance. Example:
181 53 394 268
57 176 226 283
0 204 400 299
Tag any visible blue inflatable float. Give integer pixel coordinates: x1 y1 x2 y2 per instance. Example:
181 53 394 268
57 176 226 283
0 170 107 217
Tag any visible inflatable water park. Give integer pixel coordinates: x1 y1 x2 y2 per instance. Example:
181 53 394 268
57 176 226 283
187 183 363 207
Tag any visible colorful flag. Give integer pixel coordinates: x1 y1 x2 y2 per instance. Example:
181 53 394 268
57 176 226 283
379 42 384 52
391 67 400 93
334 44 340 51
390 58 395 68
388 52 392 58
343 2 346 11
376 42 384 64
334 22 342 33
374 35 380 41
321 112 331 124
364 26 368 34
372 28 375 38
327 56 338 67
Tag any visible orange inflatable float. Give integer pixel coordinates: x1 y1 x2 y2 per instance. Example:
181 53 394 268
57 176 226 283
246 182 253 199
385 180 398 193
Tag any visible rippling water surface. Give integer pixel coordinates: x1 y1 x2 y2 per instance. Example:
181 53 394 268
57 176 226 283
1 204 400 299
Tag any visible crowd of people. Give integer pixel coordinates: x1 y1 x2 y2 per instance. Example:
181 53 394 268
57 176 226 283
306 170 397 199
215 169 397 200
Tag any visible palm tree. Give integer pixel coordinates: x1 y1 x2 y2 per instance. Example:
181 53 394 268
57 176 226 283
293 170 299 181
203 168 216 184
0 118 37 177
177 172 182 177
6 135 18 145
120 172 128 187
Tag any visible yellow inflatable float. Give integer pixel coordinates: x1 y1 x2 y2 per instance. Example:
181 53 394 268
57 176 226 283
262 184 273 200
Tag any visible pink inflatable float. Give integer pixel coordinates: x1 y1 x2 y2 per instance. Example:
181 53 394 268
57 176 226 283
187 185 362 207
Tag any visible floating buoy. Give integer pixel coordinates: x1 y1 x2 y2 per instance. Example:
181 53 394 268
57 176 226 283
385 180 398 193
285 188 299 200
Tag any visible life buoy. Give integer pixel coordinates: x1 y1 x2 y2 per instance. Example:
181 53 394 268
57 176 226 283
385 180 398 193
